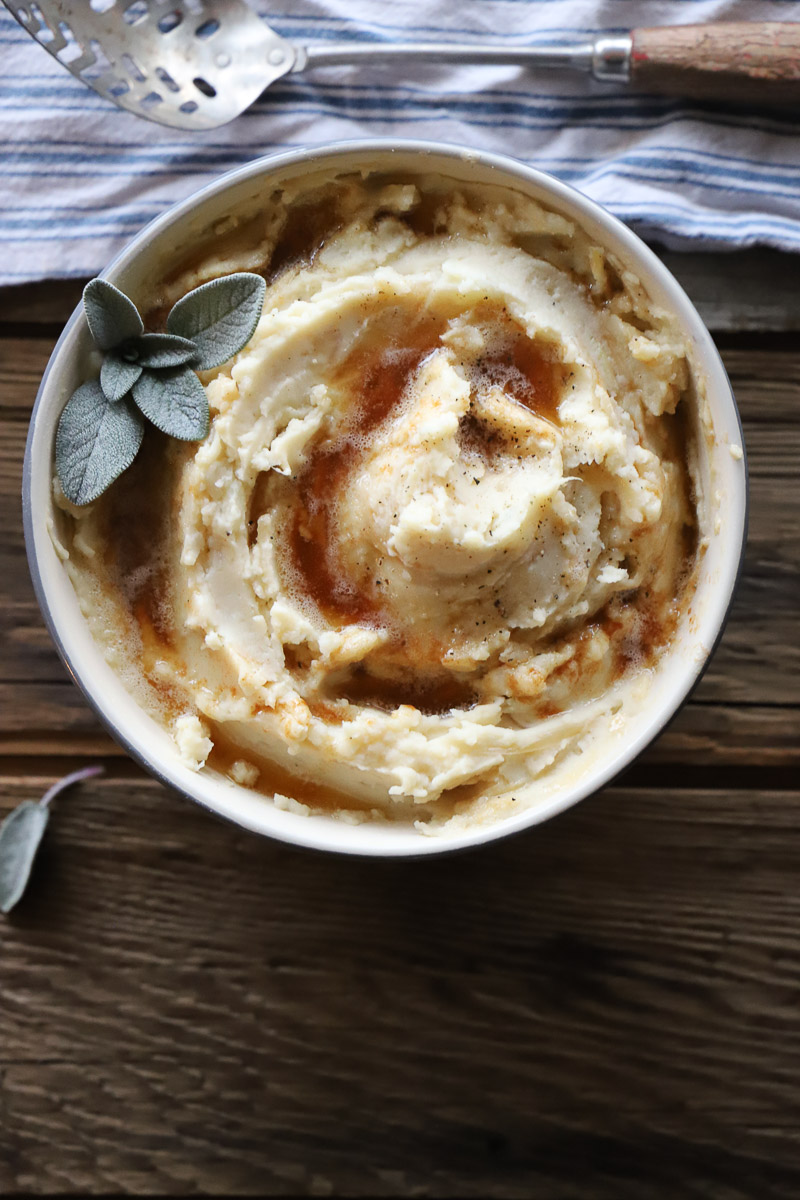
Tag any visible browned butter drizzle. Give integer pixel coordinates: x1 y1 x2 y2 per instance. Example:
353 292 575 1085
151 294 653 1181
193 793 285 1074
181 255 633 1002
79 181 699 810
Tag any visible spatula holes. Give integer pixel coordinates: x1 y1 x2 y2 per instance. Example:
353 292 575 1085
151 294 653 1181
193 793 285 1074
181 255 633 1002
121 51 147 81
123 0 149 25
29 2 54 39
155 66 180 93
193 76 216 98
89 0 116 11
55 20 82 62
157 9 182 33
107 78 131 97
140 91 163 109
195 18 219 40
179 99 198 114
15 8 33 28
58 31 84 65
59 42 83 63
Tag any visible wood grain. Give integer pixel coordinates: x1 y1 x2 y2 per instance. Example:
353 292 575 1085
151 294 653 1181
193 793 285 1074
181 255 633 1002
1 343 797 738
631 23 800 106
1 692 798 769
3 775 800 1196
0 278 84 329
2 252 800 1197
7 252 800 334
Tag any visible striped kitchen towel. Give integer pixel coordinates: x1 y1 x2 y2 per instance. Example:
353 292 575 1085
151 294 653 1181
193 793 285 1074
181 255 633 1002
3 0 800 285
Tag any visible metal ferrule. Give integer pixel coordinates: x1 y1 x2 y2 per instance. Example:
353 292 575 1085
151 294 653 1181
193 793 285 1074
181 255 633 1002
591 34 633 83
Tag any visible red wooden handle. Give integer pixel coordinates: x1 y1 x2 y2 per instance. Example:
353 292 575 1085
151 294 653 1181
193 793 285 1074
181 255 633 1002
630 22 800 106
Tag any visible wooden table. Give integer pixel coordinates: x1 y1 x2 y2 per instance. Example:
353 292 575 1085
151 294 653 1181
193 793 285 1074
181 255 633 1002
1 252 799 1198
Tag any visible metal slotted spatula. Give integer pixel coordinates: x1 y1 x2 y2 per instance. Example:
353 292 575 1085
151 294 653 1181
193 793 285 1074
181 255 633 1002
6 0 800 131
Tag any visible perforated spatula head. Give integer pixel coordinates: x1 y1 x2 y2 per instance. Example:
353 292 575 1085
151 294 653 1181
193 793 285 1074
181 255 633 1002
4 0 297 130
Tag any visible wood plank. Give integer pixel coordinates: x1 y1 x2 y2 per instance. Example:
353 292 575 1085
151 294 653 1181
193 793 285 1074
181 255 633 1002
2 335 800 431
2 776 800 1196
0 682 107 734
0 346 798 746
0 279 84 329
649 701 800 767
0 691 798 771
0 334 54 410
5 343 800 429
3 250 800 333
722 348 800 422
5 337 800 419
4 250 800 1200
661 250 800 333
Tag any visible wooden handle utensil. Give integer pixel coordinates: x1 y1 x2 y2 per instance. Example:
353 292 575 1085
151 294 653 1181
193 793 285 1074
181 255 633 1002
5 2 800 130
630 22 800 105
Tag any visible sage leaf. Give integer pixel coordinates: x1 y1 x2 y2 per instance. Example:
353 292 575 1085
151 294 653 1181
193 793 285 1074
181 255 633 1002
132 365 209 440
167 272 266 370
56 380 145 505
131 332 198 369
83 278 143 350
0 766 104 915
100 352 142 403
0 802 49 914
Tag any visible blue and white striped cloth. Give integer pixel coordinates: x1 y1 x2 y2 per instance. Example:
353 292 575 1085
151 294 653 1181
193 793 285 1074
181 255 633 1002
3 0 800 284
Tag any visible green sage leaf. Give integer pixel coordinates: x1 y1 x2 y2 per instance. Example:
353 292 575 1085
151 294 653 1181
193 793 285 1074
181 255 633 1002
0 801 49 914
83 278 144 350
132 365 210 440
56 381 145 505
100 352 143 403
0 766 104 915
166 272 266 370
130 332 198 369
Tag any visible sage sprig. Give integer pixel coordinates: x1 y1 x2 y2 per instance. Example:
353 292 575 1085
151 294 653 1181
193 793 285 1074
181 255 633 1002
56 381 144 507
167 273 266 370
0 765 104 914
56 272 266 506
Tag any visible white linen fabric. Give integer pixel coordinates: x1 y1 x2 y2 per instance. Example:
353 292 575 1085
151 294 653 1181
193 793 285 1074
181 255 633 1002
2 0 800 284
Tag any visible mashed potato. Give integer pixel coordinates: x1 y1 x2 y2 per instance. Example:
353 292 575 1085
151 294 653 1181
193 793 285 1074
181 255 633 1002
56 171 701 833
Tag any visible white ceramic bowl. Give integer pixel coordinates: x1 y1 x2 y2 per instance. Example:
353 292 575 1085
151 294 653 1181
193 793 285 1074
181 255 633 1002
23 140 747 857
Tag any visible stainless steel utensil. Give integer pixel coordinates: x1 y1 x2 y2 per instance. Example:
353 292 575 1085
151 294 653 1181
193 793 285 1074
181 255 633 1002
5 1 800 131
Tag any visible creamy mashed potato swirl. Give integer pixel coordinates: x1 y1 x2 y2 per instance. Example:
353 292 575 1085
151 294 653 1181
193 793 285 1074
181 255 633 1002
58 174 699 831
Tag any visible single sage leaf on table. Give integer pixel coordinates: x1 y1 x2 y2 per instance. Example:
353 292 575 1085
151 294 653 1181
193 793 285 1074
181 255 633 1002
132 365 210 440
56 380 145 505
83 278 144 350
0 802 49 914
0 766 104 915
167 272 266 370
100 352 143 402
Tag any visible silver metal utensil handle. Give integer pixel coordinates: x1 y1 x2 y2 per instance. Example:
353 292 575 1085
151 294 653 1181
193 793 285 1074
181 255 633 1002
295 35 632 82
592 36 633 82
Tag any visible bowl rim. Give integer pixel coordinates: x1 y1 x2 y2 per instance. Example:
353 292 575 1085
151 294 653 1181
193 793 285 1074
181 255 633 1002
22 137 749 857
